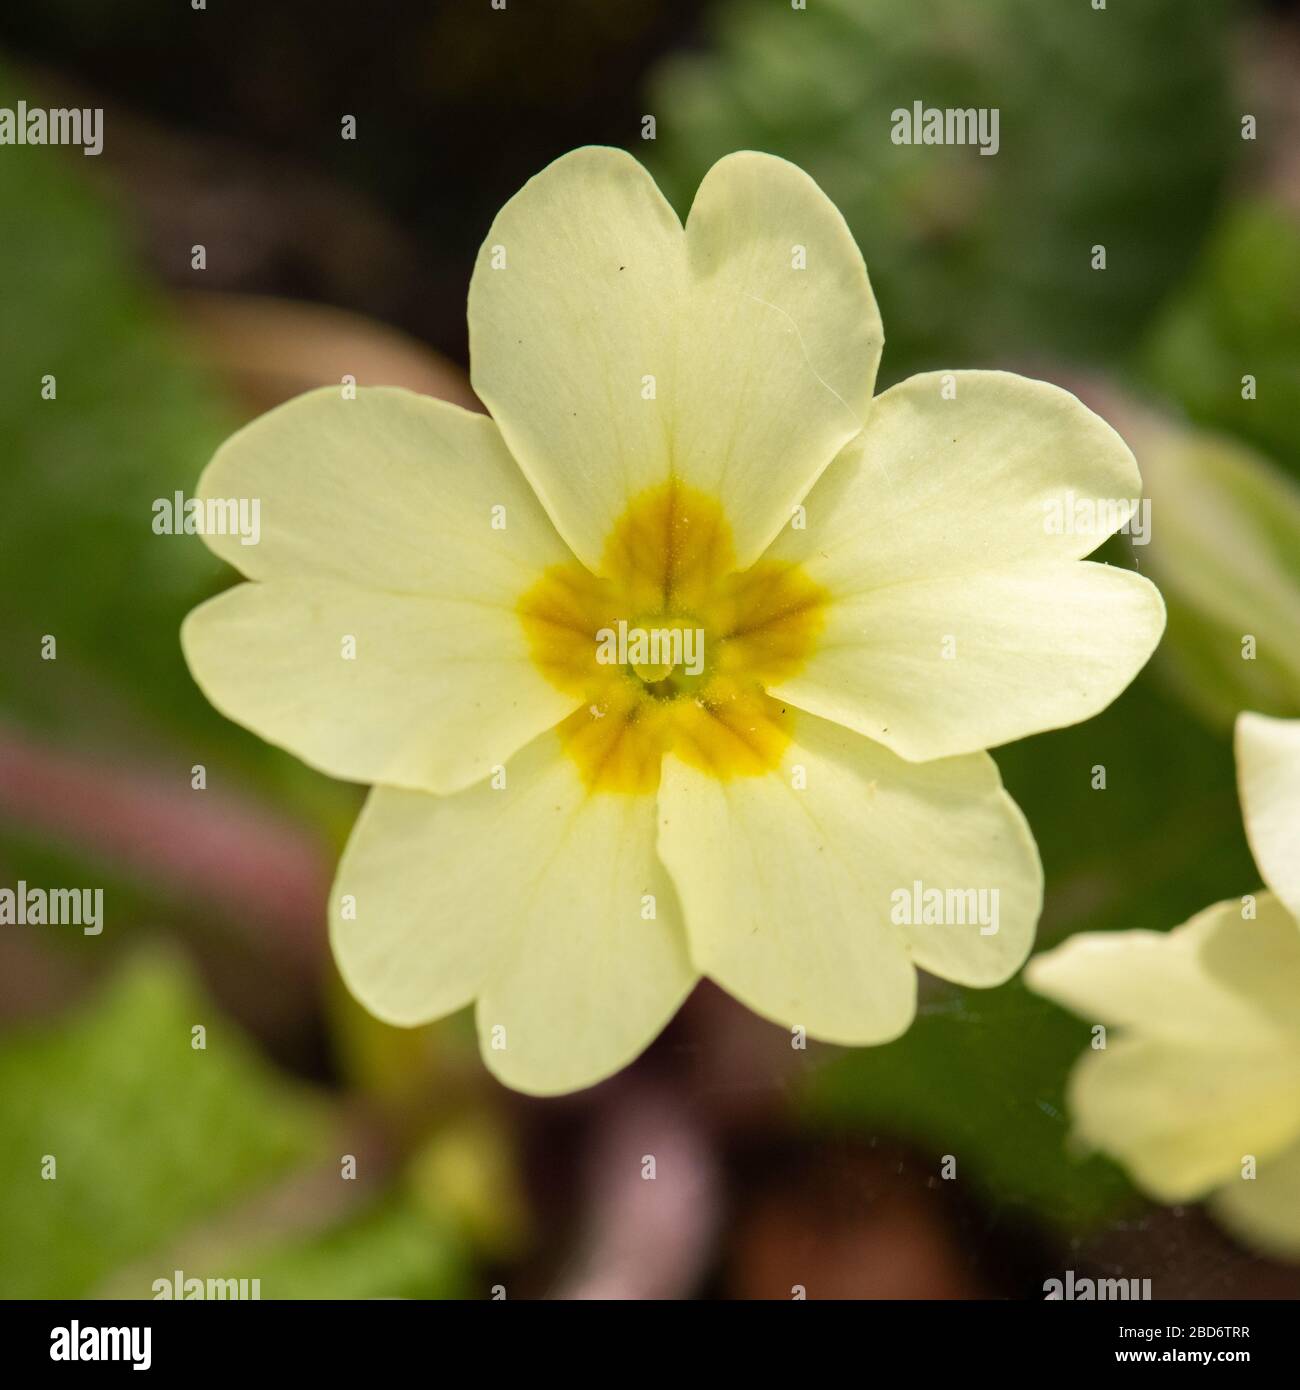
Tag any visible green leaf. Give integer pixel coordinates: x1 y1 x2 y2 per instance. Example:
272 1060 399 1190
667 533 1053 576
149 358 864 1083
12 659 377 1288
203 1196 468 1301
0 953 328 1297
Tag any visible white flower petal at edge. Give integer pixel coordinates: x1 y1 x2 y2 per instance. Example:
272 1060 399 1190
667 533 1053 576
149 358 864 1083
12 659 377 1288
1237 711 1300 922
1213 1138 1300 1260
181 388 577 793
657 712 1043 1045
1025 896 1300 1237
1066 1034 1300 1203
467 146 883 572
331 730 697 1097
766 372 1167 760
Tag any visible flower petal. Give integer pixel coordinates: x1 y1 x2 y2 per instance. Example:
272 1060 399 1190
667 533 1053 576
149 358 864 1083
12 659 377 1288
769 560 1165 761
655 711 1041 1045
1212 1137 1300 1260
195 386 569 591
331 731 697 1096
771 371 1147 584
1025 895 1300 1049
1132 413 1300 727
1194 892 1300 1043
761 371 1164 759
182 388 580 792
773 369 1151 575
1065 1036 1300 1202
182 579 575 794
1028 898 1300 1202
1237 712 1300 922
467 147 881 572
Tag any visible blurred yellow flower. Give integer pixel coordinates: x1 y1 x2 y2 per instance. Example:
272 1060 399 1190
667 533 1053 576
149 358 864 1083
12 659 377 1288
1027 712 1300 1258
183 148 1163 1094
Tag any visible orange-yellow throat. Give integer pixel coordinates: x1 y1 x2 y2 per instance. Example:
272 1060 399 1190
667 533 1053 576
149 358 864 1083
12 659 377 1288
518 480 827 793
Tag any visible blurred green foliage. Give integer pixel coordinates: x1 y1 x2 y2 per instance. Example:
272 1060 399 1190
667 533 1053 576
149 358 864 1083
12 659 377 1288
1133 193 1300 728
647 0 1235 380
1143 199 1300 482
0 953 471 1298
0 61 354 833
0 954 326 1298
226 1196 466 1300
0 128 230 743
810 979 1135 1228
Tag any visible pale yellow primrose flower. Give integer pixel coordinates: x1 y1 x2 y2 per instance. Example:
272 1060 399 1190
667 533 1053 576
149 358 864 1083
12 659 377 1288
182 148 1164 1095
1026 713 1300 1258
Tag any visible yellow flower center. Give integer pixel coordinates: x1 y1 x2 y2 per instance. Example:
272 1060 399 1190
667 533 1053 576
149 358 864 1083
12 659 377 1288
518 480 827 793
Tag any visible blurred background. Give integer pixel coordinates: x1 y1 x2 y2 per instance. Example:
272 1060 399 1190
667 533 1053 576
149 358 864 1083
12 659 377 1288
2 0 1299 1299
